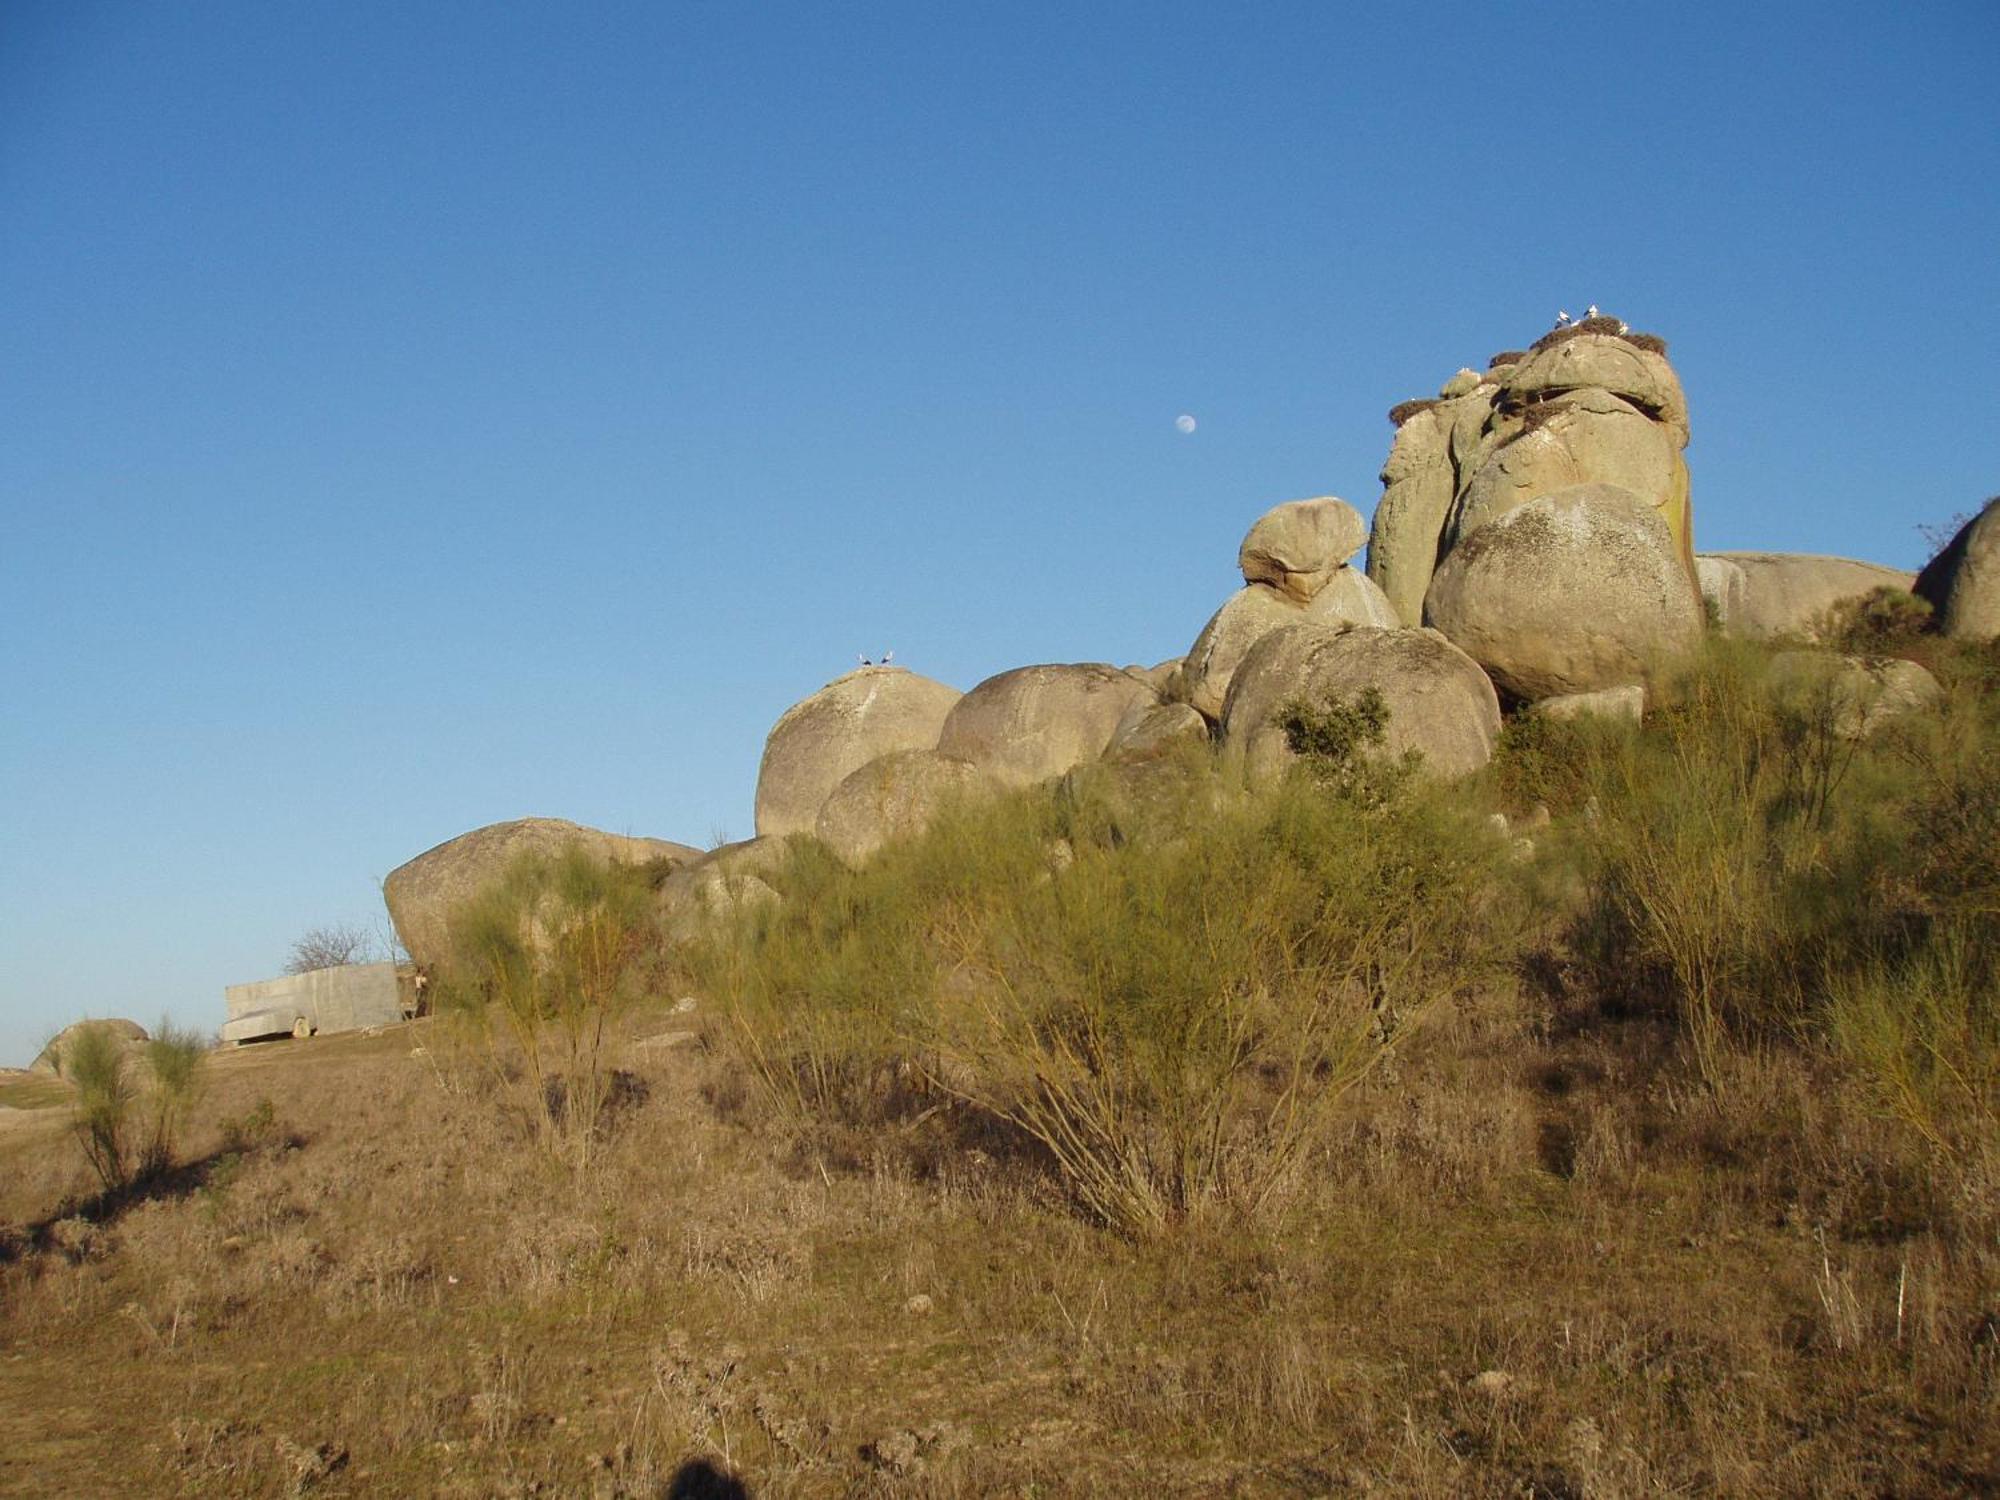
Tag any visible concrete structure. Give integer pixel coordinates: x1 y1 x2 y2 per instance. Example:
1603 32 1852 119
222 961 409 1044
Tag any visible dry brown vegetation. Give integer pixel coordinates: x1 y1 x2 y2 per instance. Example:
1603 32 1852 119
3 634 1996 1497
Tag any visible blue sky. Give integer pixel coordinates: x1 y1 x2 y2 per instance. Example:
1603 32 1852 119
3 1 1997 1065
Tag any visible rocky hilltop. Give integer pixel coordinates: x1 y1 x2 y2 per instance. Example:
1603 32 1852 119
381 315 1955 968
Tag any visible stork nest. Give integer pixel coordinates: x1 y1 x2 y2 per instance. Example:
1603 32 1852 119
1388 398 1440 427
1487 351 1528 369
1527 317 1668 357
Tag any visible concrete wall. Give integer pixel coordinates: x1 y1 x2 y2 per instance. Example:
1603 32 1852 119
224 961 405 1036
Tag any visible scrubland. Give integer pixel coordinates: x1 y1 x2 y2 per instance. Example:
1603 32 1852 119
3 617 1996 1498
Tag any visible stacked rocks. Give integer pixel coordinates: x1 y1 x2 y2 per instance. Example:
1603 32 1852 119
1180 497 1399 720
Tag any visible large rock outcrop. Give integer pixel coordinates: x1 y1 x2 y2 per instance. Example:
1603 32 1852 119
935 663 1157 790
814 750 991 867
384 818 697 972
1913 497 2000 640
1700 552 1916 639
1220 623 1501 785
1424 482 1704 702
1368 320 1696 625
753 666 962 839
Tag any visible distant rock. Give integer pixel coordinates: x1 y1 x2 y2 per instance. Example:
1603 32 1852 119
1769 652 1942 738
935 663 1157 790
1237 497 1368 604
754 666 962 839
32 1019 150 1077
1425 482 1704 702
1913 497 2000 640
814 750 992 867
1221 623 1501 785
383 818 697 972
1699 552 1916 639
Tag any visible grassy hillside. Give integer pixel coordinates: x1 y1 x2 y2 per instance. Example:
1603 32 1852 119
2 629 1995 1497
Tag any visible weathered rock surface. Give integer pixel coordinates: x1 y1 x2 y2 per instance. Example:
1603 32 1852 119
1700 552 1916 639
1913 497 2000 640
655 838 787 945
815 750 992 867
1503 333 1689 448
1237 497 1367 604
384 818 698 972
1108 701 1211 759
935 664 1157 790
32 1019 150 1077
1182 578 1399 722
1769 652 1943 738
1445 389 1687 568
1368 404 1461 626
754 666 962 839
1528 684 1646 724
1424 483 1704 702
1221 624 1502 785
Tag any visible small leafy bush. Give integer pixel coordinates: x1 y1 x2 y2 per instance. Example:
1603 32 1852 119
66 1024 135 1193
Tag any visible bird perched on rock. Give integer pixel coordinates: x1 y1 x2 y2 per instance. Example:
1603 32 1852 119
881 650 895 665
1555 309 1573 328
1586 303 1601 319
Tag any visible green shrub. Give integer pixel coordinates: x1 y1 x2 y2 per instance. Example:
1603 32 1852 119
138 1020 207 1178
66 1024 135 1193
692 760 1516 1230
438 848 657 1168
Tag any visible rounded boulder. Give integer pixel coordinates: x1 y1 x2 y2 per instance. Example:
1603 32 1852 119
1221 623 1502 785
753 666 962 839
1237 497 1368 604
814 750 992 867
1181 579 1398 722
1913 497 2000 640
1424 482 1704 702
935 664 1157 790
384 817 698 972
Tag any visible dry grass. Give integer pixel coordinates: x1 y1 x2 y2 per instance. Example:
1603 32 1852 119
2 969 1995 1495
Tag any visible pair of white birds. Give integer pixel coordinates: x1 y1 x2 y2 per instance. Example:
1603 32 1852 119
857 651 895 666
1555 304 1602 327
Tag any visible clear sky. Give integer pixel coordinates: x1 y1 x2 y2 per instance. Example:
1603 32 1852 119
4 1 1997 1065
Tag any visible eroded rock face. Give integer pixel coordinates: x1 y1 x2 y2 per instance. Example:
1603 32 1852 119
1914 497 2000 640
1424 483 1704 702
384 818 698 972
1107 700 1211 759
1220 624 1502 785
1502 333 1689 448
1237 497 1368 604
935 664 1157 790
753 666 962 839
1701 553 1916 639
814 750 992 868
1369 402 1469 626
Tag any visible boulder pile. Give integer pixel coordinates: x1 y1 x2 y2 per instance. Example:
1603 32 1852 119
373 313 1944 961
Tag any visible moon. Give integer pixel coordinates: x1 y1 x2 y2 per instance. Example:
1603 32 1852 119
1175 413 1197 434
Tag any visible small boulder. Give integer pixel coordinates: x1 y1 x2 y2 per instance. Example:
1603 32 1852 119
1699 552 1916 640
936 663 1157 790
1221 624 1502 785
1528 684 1645 724
1424 482 1704 702
1108 701 1211 759
384 818 698 973
1769 652 1943 739
1238 497 1368 603
814 750 992 867
655 839 787 945
1913 497 2000 640
754 666 963 839
32 1019 150 1077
